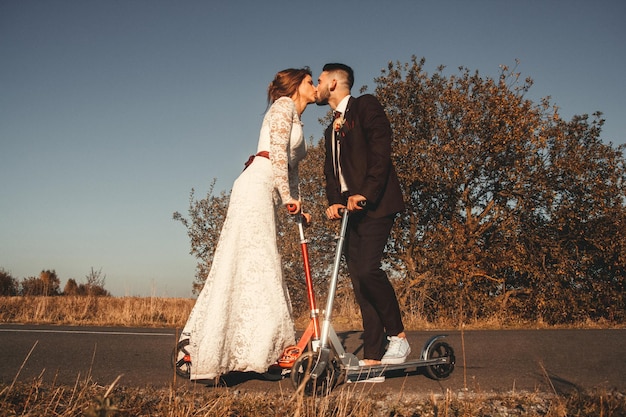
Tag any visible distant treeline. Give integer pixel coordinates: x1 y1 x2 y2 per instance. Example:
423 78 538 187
0 267 110 297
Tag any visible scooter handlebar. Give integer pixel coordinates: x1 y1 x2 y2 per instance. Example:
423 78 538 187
287 203 312 226
286 203 298 214
339 200 367 215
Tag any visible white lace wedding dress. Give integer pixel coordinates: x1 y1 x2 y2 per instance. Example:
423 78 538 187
179 97 306 381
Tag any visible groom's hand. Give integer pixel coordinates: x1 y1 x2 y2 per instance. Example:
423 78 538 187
326 204 345 220
347 195 367 211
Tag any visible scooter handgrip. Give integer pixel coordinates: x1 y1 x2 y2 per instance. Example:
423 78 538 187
338 200 366 215
287 203 298 213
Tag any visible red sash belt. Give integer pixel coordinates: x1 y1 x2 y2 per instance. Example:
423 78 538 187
243 151 270 170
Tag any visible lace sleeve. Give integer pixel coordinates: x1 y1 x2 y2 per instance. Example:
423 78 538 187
268 97 297 203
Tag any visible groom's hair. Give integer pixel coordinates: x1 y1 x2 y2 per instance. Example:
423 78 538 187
323 63 354 90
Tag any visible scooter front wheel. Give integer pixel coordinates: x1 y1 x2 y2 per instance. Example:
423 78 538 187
424 340 455 380
290 351 336 396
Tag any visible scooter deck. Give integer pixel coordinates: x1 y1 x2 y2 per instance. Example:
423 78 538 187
345 357 452 383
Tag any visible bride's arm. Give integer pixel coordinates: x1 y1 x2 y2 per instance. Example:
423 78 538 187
268 97 298 204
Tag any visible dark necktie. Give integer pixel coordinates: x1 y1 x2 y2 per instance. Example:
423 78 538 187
332 111 342 178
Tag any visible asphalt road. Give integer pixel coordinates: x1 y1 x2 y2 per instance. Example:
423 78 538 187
1 324 624 396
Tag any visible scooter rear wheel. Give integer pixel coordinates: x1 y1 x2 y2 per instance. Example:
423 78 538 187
290 351 336 396
424 340 455 380
172 338 192 379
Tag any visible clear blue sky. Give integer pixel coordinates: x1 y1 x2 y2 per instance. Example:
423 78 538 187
1 1 624 297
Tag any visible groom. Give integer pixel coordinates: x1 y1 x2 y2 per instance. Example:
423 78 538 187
316 63 409 367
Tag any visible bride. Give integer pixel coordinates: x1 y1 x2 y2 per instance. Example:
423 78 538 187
178 67 317 381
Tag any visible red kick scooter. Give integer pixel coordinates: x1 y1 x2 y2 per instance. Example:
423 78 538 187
171 204 321 380
274 204 322 369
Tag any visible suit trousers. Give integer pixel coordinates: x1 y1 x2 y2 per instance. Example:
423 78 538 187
344 212 404 360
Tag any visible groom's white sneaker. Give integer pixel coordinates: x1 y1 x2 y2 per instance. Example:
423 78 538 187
381 336 411 365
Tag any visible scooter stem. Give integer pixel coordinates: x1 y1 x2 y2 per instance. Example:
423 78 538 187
311 209 350 378
319 208 350 349
296 215 320 340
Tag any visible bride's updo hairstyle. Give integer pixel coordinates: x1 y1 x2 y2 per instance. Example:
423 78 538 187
267 67 312 106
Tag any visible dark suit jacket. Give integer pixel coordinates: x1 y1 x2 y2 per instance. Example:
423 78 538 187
324 94 405 218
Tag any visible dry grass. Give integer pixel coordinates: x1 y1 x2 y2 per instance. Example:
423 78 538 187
0 296 194 328
1 295 625 416
1 376 625 416
0 295 620 331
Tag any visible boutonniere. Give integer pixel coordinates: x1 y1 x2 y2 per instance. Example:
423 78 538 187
333 115 346 133
334 116 355 138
